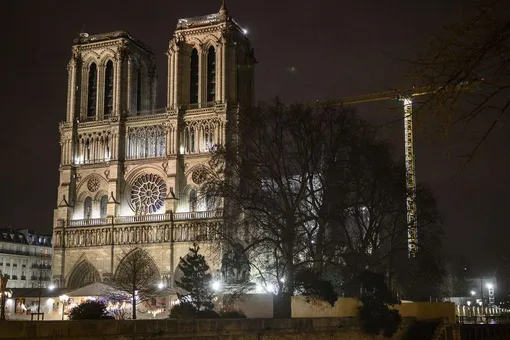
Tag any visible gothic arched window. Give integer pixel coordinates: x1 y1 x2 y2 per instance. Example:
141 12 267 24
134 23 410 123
87 63 97 117
104 61 114 115
206 191 215 211
100 195 108 218
84 197 92 219
207 46 216 102
190 48 199 105
190 127 195 153
136 68 142 113
189 189 197 212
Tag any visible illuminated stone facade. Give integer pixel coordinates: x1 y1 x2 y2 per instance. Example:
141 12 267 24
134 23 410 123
52 4 255 289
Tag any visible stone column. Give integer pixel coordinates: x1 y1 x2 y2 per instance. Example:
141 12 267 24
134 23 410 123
97 64 105 119
114 50 123 116
167 48 173 109
127 56 133 115
217 41 224 102
173 45 180 108
200 48 208 106
66 60 76 122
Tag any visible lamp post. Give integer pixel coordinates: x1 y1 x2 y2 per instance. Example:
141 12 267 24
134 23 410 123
487 283 495 307
59 294 69 320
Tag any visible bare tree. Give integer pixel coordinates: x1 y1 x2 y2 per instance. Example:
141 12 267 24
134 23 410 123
412 0 510 166
201 101 443 310
0 272 8 320
112 247 162 319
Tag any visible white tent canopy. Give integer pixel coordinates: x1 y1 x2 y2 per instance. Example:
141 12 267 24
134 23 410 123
66 282 124 298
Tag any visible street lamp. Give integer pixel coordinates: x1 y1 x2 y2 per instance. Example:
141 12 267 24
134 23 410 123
470 291 476 296
487 282 495 307
59 294 69 320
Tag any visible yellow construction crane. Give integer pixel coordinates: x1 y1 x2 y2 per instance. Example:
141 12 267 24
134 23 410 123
326 82 478 258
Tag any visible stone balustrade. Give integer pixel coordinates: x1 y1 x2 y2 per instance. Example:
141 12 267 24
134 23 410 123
54 216 222 249
68 210 222 227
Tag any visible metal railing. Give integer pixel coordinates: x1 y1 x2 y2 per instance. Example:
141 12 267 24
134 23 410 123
68 210 223 227
0 249 30 256
31 264 51 270
177 14 221 29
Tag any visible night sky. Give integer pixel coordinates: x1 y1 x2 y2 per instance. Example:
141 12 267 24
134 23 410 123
2 0 509 275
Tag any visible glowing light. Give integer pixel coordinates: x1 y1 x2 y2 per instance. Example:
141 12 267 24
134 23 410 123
48 284 55 291
211 280 221 292
471 291 476 296
158 282 165 290
487 283 494 289
242 28 248 35
265 283 275 294
59 294 69 302
280 277 285 283
179 146 185 154
467 301 471 306
46 298 55 307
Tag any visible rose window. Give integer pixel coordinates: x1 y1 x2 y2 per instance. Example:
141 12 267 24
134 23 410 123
130 174 167 214
192 167 207 185
87 177 100 192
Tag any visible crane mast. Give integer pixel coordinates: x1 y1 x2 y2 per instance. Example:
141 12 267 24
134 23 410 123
327 87 429 258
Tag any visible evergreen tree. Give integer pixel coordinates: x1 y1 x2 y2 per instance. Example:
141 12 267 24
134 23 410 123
176 243 214 311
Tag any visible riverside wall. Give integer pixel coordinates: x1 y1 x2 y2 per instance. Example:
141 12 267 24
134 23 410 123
0 318 413 340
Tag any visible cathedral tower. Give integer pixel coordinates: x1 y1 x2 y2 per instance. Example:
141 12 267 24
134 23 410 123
52 5 255 290
166 3 256 212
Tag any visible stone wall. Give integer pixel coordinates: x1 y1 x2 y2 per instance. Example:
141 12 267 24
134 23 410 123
291 297 456 323
0 318 413 340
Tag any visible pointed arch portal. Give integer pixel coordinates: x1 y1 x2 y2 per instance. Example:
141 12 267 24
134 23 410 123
67 260 101 289
114 248 160 284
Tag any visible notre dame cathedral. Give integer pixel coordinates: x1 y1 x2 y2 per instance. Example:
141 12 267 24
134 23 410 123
52 3 255 289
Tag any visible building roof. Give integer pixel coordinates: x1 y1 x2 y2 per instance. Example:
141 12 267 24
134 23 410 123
10 288 69 299
0 228 52 247
66 282 123 297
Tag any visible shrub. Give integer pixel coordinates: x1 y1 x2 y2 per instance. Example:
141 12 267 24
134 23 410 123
219 309 246 318
68 300 109 320
197 309 221 319
355 271 401 338
169 302 197 320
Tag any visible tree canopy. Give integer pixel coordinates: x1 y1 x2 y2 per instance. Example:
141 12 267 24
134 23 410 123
201 100 444 308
